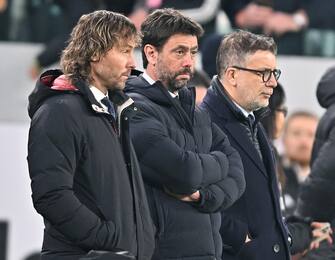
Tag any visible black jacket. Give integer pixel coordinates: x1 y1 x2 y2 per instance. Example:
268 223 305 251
201 77 290 260
27 70 155 260
295 67 335 260
222 0 305 55
125 74 245 260
295 67 335 259
296 66 335 222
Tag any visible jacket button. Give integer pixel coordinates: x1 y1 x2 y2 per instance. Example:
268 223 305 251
273 243 280 253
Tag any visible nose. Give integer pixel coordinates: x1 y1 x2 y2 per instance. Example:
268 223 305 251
182 51 194 67
128 51 136 69
266 72 278 88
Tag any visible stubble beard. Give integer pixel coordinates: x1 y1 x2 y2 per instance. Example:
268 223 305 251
156 63 193 93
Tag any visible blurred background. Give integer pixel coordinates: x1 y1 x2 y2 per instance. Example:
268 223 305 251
1 0 335 259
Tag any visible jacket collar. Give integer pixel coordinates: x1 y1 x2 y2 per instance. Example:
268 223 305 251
205 76 270 123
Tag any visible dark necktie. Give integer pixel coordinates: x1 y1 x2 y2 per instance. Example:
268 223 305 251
101 97 116 119
248 114 255 129
246 114 263 161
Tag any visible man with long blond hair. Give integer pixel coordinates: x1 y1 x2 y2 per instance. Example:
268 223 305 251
27 10 155 260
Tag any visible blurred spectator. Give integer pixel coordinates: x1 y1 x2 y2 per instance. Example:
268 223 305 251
0 0 10 41
282 111 318 215
132 0 223 39
200 33 223 78
260 82 287 188
222 0 308 55
188 69 211 104
28 0 139 79
28 0 98 79
260 83 332 258
296 66 335 259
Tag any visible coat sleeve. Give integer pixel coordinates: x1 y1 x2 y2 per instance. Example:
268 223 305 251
129 107 230 195
193 122 246 213
295 125 335 220
27 101 118 250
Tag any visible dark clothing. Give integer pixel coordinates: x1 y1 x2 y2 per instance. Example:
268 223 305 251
304 1 335 30
125 74 245 260
36 0 97 67
222 0 305 55
27 70 155 260
296 66 335 259
282 162 301 216
286 216 313 255
35 0 136 68
201 76 290 260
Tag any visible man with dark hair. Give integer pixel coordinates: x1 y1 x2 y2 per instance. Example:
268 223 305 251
125 8 246 260
201 30 291 259
27 10 155 260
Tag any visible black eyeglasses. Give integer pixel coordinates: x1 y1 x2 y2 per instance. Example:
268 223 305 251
232 66 281 82
275 106 288 117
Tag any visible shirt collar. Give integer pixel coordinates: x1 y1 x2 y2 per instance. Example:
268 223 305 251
142 71 178 98
142 71 156 85
89 85 108 110
233 101 255 120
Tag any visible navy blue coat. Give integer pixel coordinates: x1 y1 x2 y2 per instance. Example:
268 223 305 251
125 74 245 260
201 77 291 260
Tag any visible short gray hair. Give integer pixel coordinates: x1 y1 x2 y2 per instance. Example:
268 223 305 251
216 30 277 78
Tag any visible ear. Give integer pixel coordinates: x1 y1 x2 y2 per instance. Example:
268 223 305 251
143 44 158 66
91 52 100 62
225 67 238 86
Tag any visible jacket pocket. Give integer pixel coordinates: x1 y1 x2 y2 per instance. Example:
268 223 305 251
237 238 259 260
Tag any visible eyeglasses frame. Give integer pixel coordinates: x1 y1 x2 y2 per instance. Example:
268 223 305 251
232 66 281 82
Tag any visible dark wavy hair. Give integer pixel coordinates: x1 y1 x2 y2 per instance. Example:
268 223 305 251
60 10 139 84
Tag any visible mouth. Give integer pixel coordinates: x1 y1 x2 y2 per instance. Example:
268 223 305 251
176 73 191 81
262 92 272 98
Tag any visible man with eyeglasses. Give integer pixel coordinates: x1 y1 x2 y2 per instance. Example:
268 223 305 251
201 30 291 260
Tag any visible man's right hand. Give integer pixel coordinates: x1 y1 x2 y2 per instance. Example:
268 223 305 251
164 188 201 202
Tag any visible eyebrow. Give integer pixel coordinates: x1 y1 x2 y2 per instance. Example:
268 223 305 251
171 45 198 51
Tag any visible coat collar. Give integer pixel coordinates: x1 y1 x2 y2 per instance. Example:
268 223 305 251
202 76 273 179
204 76 270 123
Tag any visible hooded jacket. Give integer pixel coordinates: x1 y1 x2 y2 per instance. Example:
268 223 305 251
27 69 155 260
296 66 335 222
124 74 245 260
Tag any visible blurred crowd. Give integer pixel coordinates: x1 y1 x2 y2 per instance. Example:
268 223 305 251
1 2 335 260
2 0 335 78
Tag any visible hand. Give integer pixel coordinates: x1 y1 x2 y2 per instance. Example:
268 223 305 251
236 3 273 28
128 8 148 31
309 222 333 251
263 12 300 36
29 61 42 80
164 188 201 202
0 0 7 12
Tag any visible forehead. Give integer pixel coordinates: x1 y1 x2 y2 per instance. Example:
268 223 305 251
163 33 198 49
245 50 276 68
114 38 137 49
287 116 318 129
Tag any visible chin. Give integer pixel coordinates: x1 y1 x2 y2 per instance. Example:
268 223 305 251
113 82 126 90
